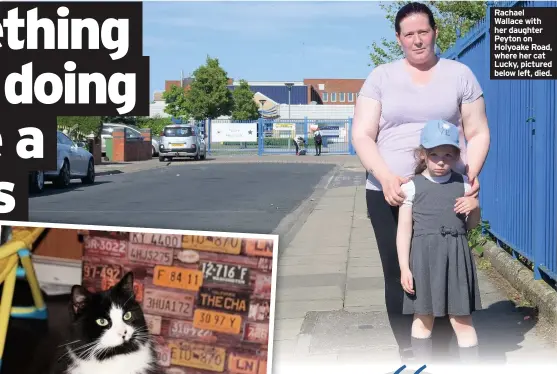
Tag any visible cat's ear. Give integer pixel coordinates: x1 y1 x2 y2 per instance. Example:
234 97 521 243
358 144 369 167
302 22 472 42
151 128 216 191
116 271 135 295
71 285 91 315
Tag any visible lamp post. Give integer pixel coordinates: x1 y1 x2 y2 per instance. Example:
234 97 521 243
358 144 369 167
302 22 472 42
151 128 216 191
284 83 294 119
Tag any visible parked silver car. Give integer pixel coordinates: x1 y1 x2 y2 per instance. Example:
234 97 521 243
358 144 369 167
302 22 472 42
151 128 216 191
158 124 207 161
101 123 160 157
29 131 95 193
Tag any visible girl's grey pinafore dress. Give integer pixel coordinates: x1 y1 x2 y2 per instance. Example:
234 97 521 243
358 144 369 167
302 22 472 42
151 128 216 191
402 172 482 317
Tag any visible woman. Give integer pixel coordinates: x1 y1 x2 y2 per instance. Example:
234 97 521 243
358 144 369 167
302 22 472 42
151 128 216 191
351 2 490 364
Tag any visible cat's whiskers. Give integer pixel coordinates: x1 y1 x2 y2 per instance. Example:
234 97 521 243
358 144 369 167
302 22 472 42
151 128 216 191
57 340 97 362
85 341 103 361
58 339 81 348
122 293 135 308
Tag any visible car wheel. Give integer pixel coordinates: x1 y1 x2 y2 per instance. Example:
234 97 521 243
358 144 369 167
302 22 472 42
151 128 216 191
200 151 206 160
55 159 71 188
159 156 165 162
30 171 45 193
81 158 95 184
194 152 200 161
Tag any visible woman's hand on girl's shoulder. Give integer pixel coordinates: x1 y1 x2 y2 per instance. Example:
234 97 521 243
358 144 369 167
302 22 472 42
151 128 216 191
380 173 411 206
464 175 480 198
454 196 479 215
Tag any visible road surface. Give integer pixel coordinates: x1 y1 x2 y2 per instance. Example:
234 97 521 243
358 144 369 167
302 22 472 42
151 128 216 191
29 162 335 234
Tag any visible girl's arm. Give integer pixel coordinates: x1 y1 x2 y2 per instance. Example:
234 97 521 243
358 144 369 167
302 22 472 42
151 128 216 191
397 204 413 271
460 176 481 230
466 205 481 230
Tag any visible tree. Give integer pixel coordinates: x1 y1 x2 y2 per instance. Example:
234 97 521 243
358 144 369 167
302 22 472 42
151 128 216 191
57 116 103 140
182 56 234 121
369 1 487 67
136 115 173 137
102 116 136 125
231 80 260 121
163 84 188 119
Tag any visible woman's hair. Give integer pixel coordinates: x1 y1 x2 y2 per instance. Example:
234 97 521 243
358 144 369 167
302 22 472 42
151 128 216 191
413 145 460 175
395 2 436 34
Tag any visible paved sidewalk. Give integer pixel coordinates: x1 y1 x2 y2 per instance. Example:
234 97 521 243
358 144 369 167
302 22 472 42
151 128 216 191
272 162 557 371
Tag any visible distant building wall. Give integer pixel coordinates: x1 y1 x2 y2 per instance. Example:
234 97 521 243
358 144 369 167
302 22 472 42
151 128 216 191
228 85 307 105
304 78 365 105
150 101 170 118
278 104 354 119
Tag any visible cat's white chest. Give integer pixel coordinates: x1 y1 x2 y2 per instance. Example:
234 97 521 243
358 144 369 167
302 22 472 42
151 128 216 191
67 345 153 374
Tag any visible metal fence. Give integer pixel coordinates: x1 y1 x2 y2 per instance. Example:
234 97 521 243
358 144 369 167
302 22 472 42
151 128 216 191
205 118 355 156
442 0 557 282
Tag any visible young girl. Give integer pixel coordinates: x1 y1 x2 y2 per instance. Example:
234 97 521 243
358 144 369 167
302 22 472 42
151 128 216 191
397 119 482 365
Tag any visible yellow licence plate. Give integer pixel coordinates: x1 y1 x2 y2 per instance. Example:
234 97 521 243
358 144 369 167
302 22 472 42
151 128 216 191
168 341 226 372
171 143 184 147
152 265 203 291
182 235 242 254
193 309 243 334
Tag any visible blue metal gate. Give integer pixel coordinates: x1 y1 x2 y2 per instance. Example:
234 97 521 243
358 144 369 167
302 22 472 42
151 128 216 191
257 117 354 155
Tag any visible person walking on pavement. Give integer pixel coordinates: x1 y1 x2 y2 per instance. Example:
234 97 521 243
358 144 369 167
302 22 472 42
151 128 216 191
351 2 490 364
398 120 482 365
314 127 323 156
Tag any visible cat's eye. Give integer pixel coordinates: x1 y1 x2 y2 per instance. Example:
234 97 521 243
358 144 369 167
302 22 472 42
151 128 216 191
96 318 109 327
123 311 132 321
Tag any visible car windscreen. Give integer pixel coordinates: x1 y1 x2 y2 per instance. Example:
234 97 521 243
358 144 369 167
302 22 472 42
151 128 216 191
164 127 193 137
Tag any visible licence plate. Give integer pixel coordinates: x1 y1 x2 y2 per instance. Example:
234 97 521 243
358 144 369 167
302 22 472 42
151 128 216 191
242 322 269 344
227 353 260 374
168 341 226 372
128 243 174 266
83 262 122 281
83 236 127 258
193 309 242 334
155 344 172 367
130 232 182 248
244 239 274 258
171 143 184 147
145 314 162 335
153 265 203 291
200 261 250 286
142 288 194 319
182 235 242 255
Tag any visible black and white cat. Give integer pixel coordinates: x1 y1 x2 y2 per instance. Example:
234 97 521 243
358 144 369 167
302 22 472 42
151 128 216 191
50 272 162 374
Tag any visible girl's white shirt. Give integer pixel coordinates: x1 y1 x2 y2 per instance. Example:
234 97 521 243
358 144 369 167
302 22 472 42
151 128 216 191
401 172 471 206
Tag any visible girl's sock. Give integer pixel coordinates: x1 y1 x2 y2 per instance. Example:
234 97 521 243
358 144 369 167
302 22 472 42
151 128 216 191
458 344 480 364
411 336 433 363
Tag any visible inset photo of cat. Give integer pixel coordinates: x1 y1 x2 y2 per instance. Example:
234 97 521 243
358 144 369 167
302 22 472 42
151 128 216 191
0 221 278 374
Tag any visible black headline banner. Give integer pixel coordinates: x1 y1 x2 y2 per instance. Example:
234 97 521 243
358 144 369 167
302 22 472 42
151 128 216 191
0 2 150 220
490 6 557 79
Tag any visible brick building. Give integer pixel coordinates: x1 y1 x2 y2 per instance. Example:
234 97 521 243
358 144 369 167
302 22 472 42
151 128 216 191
159 78 366 106
304 79 365 105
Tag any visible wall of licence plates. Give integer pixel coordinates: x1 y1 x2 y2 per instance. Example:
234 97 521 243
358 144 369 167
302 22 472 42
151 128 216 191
81 230 275 374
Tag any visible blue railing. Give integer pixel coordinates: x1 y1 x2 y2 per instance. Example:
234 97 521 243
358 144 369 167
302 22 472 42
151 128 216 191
443 1 557 282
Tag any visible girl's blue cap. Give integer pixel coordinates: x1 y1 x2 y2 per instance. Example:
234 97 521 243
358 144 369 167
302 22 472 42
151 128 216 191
420 119 460 149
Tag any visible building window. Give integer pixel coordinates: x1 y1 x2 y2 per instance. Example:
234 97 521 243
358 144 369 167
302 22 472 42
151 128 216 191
330 92 337 102
339 93 345 102
318 84 325 90
322 92 328 102
348 92 354 102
